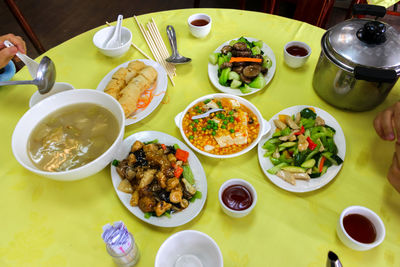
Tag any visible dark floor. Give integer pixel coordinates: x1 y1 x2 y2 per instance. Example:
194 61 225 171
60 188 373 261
1 0 399 60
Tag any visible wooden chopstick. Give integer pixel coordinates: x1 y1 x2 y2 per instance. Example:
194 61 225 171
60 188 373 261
133 16 175 86
105 21 152 60
146 21 176 76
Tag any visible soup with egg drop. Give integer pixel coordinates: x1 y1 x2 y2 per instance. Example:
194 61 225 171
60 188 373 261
28 103 119 172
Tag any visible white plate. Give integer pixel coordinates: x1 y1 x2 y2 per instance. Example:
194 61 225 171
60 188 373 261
96 59 168 126
208 37 276 96
111 131 208 227
257 105 346 193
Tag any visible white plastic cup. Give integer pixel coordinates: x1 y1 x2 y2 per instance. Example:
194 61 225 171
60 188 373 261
337 205 385 251
187 13 212 38
283 41 311 68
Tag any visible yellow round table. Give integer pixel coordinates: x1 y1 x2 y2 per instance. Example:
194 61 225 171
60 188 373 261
1 8 399 267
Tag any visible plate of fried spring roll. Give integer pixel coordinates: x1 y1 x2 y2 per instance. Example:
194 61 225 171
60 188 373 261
96 59 168 126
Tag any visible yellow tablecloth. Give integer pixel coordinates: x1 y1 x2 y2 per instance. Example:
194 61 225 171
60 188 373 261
1 8 400 267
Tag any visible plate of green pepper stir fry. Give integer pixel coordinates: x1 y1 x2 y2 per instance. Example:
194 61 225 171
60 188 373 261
258 106 346 193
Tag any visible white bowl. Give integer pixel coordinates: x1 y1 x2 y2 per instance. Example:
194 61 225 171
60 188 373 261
187 13 212 38
337 206 385 251
29 82 74 108
155 230 223 267
174 93 271 159
283 41 311 68
218 178 257 218
93 26 132 57
12 89 125 181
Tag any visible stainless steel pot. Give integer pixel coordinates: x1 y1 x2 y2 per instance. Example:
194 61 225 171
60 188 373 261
313 5 400 111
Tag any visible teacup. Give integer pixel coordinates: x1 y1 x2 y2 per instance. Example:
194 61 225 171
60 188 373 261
188 13 212 38
283 41 311 68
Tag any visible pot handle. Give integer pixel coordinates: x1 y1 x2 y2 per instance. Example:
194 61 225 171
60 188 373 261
353 4 386 18
354 66 397 83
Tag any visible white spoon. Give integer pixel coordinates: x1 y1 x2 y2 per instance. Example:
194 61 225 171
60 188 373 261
191 108 224 120
4 40 38 79
106 15 123 48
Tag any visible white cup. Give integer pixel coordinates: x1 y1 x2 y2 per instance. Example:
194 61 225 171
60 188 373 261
337 205 385 251
218 178 257 218
187 13 212 38
283 41 311 68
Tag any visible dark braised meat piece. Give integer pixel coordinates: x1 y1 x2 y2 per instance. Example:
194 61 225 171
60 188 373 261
249 117 254 124
233 42 247 51
242 64 262 78
157 189 170 202
165 145 176 155
221 45 232 54
232 49 252 57
232 66 244 74
232 61 247 67
220 62 233 69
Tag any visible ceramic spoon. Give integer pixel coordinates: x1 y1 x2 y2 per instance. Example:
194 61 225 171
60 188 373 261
0 56 56 94
191 108 224 120
106 15 123 48
4 40 38 79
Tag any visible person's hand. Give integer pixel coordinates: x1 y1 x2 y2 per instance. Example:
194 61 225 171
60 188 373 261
0 33 27 69
388 143 400 193
373 101 400 143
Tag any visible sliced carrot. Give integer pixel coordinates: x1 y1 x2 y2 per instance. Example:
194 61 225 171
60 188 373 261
176 149 189 162
279 114 288 123
229 57 262 63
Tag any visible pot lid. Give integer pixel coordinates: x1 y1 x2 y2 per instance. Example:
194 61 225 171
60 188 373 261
323 19 400 73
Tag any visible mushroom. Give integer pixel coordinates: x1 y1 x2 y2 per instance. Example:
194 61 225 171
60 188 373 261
233 42 247 51
232 66 244 73
220 62 233 69
261 67 268 75
242 65 262 78
240 73 252 84
232 61 247 67
232 49 252 57
221 45 232 54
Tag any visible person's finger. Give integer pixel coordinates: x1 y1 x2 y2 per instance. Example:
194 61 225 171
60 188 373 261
0 34 26 54
0 46 17 69
373 113 386 140
380 108 395 140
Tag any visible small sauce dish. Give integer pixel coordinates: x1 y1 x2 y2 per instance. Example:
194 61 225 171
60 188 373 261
188 13 212 38
283 41 311 68
218 178 257 218
337 205 385 251
93 26 132 57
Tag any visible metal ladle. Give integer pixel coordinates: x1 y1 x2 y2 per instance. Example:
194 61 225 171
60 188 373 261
0 56 56 94
165 25 191 64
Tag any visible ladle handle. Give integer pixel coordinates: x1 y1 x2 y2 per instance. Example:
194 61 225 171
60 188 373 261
0 80 35 86
166 25 178 57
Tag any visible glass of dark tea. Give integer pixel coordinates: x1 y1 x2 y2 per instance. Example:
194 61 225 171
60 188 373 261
337 206 385 251
187 13 212 38
283 41 311 68
218 178 257 218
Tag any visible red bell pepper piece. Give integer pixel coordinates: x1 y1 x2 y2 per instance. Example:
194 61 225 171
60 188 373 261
161 144 166 150
175 149 189 162
174 165 183 178
319 156 326 173
294 125 305 136
307 137 317 150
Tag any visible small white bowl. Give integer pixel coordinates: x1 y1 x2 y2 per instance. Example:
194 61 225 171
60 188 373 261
93 26 132 57
187 13 212 38
283 41 311 68
29 82 74 108
337 206 385 251
155 230 223 267
218 178 257 218
12 89 125 181
174 93 271 159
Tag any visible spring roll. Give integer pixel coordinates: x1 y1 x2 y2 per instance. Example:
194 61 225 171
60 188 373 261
125 61 146 84
139 66 157 83
105 67 129 99
119 75 150 117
